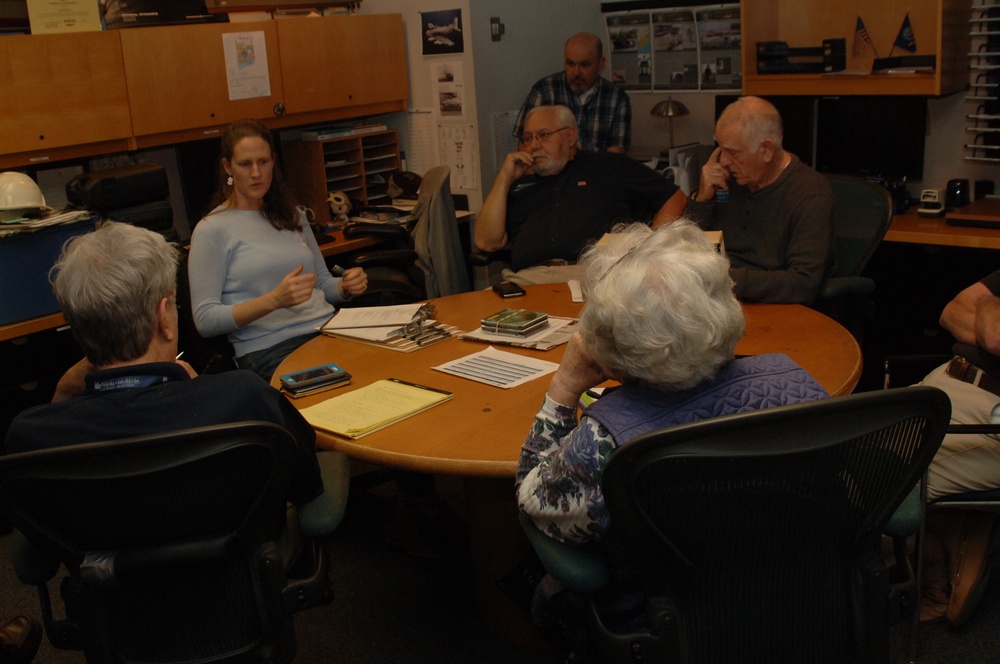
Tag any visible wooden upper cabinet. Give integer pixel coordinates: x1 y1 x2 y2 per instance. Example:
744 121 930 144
276 15 408 115
741 0 969 96
120 20 284 140
0 31 132 156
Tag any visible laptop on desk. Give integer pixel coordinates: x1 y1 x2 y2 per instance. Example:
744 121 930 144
946 198 1000 229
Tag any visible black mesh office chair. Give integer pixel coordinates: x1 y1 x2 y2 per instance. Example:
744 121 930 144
522 387 950 664
0 421 333 664
814 174 894 341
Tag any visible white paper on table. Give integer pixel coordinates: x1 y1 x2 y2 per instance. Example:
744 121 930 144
322 303 425 330
433 346 558 389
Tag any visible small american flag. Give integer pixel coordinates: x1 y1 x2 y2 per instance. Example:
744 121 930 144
852 17 871 56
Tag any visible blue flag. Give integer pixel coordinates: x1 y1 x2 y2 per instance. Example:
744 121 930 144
894 13 917 53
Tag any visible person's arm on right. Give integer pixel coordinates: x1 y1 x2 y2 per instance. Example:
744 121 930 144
941 280 1000 354
474 151 533 252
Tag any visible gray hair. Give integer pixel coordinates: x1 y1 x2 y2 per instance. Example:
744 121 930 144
524 104 578 130
717 96 783 151
50 221 179 366
578 220 744 391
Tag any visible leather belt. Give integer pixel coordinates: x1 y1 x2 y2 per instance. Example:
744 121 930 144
946 357 1000 399
540 259 576 267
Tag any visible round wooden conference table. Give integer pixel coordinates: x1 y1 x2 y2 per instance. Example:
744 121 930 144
273 282 862 476
273 283 861 645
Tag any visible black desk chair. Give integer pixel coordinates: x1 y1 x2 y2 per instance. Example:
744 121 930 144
0 421 333 664
343 165 471 306
521 387 950 664
814 174 894 341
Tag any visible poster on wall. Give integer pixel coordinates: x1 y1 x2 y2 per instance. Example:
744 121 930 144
421 8 464 55
606 13 651 89
652 10 698 90
222 31 272 101
695 6 741 89
432 61 466 120
604 4 741 92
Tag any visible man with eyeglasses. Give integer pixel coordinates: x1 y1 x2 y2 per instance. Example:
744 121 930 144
686 95 833 305
477 105 686 286
513 32 631 154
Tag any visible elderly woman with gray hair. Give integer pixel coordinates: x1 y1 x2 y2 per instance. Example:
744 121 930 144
515 220 828 628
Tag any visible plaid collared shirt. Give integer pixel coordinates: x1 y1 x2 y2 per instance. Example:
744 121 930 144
513 73 631 152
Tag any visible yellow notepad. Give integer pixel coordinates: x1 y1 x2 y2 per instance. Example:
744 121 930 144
299 378 453 439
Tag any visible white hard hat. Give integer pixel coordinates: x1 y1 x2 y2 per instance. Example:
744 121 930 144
0 172 46 220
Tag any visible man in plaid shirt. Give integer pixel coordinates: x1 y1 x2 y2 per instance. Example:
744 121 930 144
512 32 631 154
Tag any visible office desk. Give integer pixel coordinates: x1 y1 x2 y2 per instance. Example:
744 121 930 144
885 211 1000 250
274 283 860 644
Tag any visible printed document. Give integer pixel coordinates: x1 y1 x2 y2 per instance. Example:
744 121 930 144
299 378 452 439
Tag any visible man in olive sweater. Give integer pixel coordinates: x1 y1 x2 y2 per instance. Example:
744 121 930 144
686 96 834 305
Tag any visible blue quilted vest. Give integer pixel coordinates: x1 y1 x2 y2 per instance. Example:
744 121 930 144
586 354 829 445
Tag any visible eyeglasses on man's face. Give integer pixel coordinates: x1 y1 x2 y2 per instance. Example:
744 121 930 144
520 126 571 146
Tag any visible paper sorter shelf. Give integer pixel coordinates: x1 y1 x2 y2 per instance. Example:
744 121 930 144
299 378 453 439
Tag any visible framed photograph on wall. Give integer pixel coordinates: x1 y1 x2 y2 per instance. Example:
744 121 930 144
421 8 464 55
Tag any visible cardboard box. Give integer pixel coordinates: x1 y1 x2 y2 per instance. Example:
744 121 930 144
0 219 96 325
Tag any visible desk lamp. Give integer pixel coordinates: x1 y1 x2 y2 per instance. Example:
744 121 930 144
650 97 690 148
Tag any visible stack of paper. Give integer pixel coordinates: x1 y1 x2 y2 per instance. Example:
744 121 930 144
320 303 460 352
460 317 577 351
300 378 453 439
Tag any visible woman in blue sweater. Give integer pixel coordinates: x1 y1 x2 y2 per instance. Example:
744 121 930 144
189 119 368 380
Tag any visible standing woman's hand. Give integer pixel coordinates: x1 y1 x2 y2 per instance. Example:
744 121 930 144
338 267 368 298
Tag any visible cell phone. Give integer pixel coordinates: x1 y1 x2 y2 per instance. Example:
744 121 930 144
492 281 526 298
280 363 348 390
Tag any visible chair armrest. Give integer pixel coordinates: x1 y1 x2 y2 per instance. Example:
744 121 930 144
350 249 419 271
11 528 61 586
469 248 511 267
283 538 334 613
818 276 875 301
884 484 922 537
517 511 609 593
343 222 409 240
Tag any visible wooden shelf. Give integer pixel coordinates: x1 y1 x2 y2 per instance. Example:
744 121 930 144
741 0 969 96
283 130 402 227
0 15 408 167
